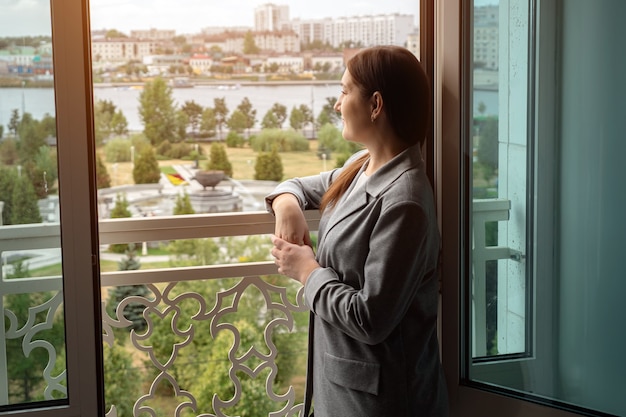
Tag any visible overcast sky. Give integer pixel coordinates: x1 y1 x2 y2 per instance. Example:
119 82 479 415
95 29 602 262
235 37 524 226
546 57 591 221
1 0 497 37
0 0 418 37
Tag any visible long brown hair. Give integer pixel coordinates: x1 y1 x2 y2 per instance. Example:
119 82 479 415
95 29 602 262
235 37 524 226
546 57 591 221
319 46 430 212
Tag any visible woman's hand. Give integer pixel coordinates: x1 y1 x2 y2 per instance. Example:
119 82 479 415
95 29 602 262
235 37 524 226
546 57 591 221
271 193 312 247
271 235 320 285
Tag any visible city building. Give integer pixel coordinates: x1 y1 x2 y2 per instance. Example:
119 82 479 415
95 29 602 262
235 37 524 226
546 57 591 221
254 3 290 32
129 28 176 41
91 38 159 63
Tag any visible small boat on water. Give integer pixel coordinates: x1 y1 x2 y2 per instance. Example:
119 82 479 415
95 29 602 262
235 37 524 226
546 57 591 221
169 77 194 88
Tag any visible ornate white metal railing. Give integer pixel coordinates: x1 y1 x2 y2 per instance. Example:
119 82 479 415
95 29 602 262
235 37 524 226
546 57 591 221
0 211 320 416
1 200 515 414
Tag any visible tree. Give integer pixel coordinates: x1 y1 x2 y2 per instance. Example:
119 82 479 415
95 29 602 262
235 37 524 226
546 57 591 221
11 173 42 224
5 262 66 403
94 100 114 141
227 109 248 134
173 191 195 215
8 109 20 136
181 100 204 136
289 105 313 133
96 153 111 189
110 109 129 137
107 244 150 333
261 103 287 129
207 143 233 177
317 96 340 127
235 97 257 138
0 137 19 165
17 113 47 165
103 341 143 417
243 31 260 54
138 77 177 146
200 107 217 138
0 166 17 225
254 147 283 181
30 145 58 198
214 97 229 140
133 146 161 184
109 193 132 253
476 116 499 180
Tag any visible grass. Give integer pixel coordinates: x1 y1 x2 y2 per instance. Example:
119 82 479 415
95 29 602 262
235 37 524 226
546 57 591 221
105 140 337 187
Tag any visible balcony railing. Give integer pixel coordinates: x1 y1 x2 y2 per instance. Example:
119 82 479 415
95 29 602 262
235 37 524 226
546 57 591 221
1 199 515 414
1 211 320 416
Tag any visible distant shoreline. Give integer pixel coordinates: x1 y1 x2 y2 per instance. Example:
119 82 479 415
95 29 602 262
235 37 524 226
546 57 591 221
0 77 341 89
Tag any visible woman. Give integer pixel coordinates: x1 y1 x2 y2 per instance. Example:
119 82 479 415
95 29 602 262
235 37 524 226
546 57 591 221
267 46 448 416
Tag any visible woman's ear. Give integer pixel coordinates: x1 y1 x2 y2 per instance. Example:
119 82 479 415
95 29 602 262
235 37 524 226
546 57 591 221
371 91 383 120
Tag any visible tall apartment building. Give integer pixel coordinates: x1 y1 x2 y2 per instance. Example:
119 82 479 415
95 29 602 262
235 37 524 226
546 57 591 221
473 5 499 70
291 14 415 49
254 3 290 32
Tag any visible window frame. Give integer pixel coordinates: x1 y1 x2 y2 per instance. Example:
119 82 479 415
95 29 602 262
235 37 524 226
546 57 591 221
434 0 593 415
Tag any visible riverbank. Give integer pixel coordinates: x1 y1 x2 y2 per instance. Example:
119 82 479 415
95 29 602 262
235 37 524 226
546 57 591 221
0 76 340 89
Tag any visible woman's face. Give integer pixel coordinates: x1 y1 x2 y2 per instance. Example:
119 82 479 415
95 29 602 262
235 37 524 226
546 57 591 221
334 69 373 144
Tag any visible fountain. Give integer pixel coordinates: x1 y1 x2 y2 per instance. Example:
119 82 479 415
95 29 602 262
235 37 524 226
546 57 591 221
190 170 242 213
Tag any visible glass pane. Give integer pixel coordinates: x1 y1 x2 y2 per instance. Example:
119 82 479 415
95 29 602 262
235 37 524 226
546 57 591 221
468 1 626 415
0 1 68 411
89 1 421 415
470 0 529 360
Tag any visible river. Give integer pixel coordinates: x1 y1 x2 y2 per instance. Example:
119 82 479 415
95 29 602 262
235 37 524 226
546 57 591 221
0 84 499 132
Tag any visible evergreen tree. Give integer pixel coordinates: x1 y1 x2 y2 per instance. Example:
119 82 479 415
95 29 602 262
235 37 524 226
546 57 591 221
107 244 150 333
109 194 132 253
8 109 20 137
138 77 177 146
254 147 283 181
96 153 111 189
207 143 233 177
133 146 161 184
173 191 195 215
11 173 41 224
0 166 17 225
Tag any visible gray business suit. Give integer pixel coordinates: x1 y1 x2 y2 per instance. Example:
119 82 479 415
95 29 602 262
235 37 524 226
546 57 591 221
266 144 448 417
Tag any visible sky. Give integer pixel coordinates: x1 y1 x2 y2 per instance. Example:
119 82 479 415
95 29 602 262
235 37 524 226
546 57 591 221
0 0 420 37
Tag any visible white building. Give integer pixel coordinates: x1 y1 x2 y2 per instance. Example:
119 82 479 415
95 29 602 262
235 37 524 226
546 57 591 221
291 14 415 49
265 55 304 73
91 39 158 63
254 3 290 32
130 28 176 40
474 5 499 70
223 31 300 54
188 54 214 75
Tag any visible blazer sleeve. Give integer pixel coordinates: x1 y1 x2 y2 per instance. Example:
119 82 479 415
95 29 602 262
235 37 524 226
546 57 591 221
265 150 368 213
304 199 439 345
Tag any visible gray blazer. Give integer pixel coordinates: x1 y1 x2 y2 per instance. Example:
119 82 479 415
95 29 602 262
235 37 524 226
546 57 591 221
266 144 448 417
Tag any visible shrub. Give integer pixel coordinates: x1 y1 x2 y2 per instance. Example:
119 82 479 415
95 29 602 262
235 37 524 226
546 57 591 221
249 128 309 152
